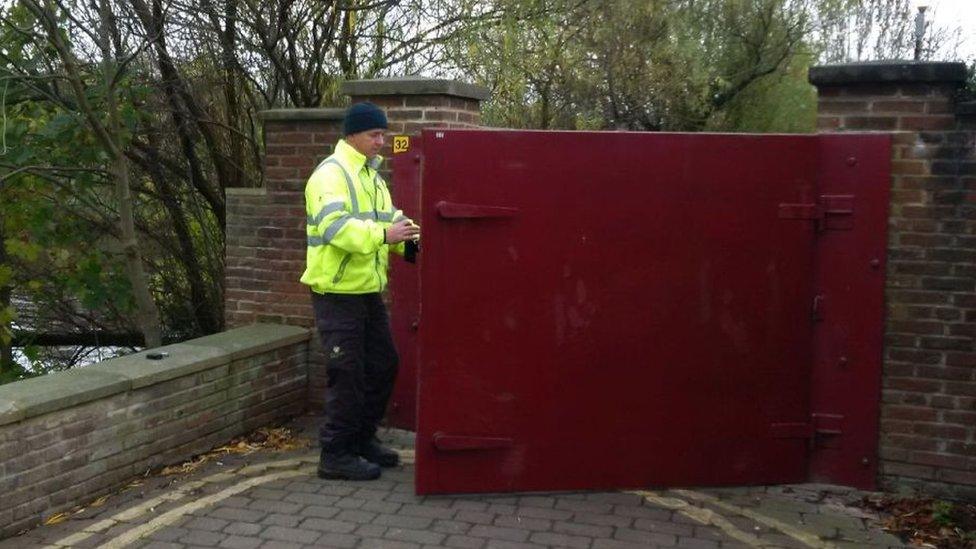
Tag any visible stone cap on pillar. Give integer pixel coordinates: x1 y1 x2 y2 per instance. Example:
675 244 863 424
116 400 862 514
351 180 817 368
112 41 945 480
809 61 968 87
341 77 489 101
258 108 345 121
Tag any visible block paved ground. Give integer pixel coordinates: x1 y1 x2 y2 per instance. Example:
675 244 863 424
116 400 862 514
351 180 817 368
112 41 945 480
0 415 909 548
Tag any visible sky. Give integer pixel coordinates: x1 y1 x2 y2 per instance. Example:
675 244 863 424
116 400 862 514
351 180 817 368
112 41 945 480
919 0 976 61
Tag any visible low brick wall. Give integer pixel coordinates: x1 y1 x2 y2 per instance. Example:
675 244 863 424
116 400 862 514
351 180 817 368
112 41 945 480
0 324 310 538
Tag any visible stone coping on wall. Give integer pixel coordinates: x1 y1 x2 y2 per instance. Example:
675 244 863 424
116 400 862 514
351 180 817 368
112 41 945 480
809 61 968 86
0 324 310 427
341 76 490 100
258 108 345 121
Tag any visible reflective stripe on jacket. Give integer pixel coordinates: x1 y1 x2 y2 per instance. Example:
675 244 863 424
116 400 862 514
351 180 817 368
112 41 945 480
300 139 405 294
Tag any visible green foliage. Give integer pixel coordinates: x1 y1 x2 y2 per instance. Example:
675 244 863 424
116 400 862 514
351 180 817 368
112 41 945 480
457 0 819 133
932 500 954 527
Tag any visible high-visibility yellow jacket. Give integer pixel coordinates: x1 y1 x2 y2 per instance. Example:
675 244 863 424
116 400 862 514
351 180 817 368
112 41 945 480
300 139 405 294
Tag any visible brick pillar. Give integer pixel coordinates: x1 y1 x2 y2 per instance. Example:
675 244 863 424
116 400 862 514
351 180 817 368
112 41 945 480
809 62 975 499
225 108 343 331
341 77 489 162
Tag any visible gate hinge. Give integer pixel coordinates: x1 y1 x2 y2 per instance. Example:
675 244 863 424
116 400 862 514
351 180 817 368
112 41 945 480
770 413 843 444
778 194 854 231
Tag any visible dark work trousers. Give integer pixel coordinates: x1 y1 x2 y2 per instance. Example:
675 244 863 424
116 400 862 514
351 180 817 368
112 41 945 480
312 292 399 457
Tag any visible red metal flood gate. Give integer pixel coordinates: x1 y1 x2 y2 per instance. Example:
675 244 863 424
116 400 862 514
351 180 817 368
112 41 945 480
389 129 890 495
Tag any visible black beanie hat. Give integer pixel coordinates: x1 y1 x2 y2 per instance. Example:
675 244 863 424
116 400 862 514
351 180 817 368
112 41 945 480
343 102 388 136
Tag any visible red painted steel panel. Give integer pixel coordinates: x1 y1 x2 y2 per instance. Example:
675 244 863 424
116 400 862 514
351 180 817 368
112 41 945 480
415 130 821 494
808 134 890 489
388 142 423 429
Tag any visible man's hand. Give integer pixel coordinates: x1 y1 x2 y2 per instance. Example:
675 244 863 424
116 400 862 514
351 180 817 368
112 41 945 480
385 219 420 244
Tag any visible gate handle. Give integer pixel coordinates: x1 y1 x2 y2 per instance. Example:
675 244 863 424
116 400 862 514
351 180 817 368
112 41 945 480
436 201 519 219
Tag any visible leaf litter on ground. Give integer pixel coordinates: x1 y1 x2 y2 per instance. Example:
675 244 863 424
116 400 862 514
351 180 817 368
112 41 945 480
859 495 976 549
39 425 310 526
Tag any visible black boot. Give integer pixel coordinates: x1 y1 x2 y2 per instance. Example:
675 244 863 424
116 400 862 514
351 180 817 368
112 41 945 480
359 438 400 468
318 451 381 480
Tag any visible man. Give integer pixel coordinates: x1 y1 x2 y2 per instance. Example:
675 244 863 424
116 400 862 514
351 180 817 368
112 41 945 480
301 102 420 480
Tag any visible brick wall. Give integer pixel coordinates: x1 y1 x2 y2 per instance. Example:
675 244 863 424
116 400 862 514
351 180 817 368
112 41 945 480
811 62 976 499
0 324 310 537
225 109 344 332
224 78 487 410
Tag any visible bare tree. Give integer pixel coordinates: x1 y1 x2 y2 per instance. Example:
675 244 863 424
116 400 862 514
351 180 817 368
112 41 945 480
23 0 163 348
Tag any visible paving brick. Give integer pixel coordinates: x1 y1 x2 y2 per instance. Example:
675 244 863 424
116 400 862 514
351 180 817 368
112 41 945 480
359 538 419 549
300 505 340 518
529 531 591 548
633 517 695 536
592 539 659 549
334 509 378 524
317 484 356 496
452 500 489 512
247 500 302 514
676 537 720 549
461 511 503 526
355 524 387 537
141 542 186 549
673 510 707 524
469 525 530 542
223 522 262 536
249 488 287 501
282 492 339 506
614 527 678 546
384 526 447 545
387 492 424 504
374 512 435 530
509 506 570 521
313 532 359 548
555 499 613 514
587 492 646 506
282 480 322 494
220 496 252 508
422 497 458 508
518 496 556 508
613 503 673 521
255 541 303 549
185 517 230 532
361 499 402 514
207 507 266 523
755 533 809 548
334 497 367 509
401 503 458 520
571 510 633 528
802 512 866 532
259 525 320 544
493 515 552 532
261 513 300 527
553 520 613 538
299 517 357 533
692 525 726 542
483 540 546 549
432 519 474 534
150 526 189 541
354 488 394 501
445 534 486 548
179 528 226 545
487 503 517 515
218 535 262 549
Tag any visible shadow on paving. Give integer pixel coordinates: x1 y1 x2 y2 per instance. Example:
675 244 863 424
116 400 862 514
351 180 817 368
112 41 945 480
0 415 909 549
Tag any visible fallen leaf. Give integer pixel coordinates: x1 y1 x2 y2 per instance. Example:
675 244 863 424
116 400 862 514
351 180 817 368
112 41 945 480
43 513 68 525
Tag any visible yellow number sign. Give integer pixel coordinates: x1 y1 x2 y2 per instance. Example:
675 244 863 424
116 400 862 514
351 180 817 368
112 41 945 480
393 135 410 154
